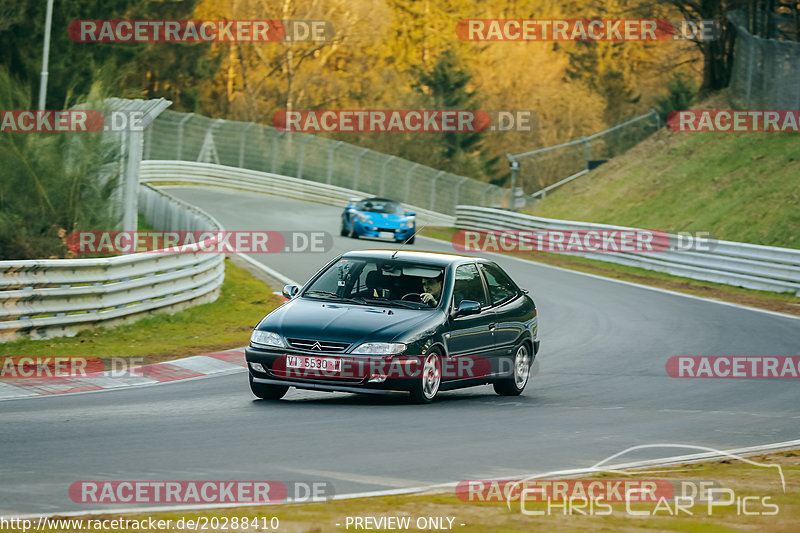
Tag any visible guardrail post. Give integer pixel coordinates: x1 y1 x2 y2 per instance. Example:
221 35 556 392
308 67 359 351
296 135 313 180
379 155 395 196
353 148 368 190
429 170 445 210
239 122 254 168
176 113 194 160
327 141 343 184
123 127 144 235
403 163 419 203
582 136 591 171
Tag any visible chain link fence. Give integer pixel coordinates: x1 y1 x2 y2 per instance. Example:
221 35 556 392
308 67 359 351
507 109 660 200
728 10 800 109
144 110 507 216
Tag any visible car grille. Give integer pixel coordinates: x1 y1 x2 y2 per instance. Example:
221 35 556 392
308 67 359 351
286 338 350 352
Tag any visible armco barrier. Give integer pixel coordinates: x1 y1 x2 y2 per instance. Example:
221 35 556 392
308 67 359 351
139 160 457 227
0 185 225 341
456 206 800 295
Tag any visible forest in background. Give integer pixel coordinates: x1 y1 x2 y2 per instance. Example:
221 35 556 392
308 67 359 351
1 0 797 185
1 0 703 181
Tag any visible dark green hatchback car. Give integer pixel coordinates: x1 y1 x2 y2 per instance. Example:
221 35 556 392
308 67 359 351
245 250 539 403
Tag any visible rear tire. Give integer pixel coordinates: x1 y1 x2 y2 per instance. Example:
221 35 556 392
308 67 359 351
493 343 531 396
409 352 442 404
249 373 289 400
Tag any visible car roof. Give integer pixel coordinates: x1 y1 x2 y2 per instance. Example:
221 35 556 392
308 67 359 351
341 249 482 267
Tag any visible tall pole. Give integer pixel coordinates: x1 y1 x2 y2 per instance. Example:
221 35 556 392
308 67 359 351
509 159 520 211
38 0 55 110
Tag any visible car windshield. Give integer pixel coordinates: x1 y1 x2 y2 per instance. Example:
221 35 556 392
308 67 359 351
303 258 444 309
357 199 405 215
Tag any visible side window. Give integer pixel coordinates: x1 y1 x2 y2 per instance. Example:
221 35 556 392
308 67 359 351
453 264 488 308
480 263 517 306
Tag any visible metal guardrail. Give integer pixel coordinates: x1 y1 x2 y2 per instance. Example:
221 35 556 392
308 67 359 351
456 206 800 295
146 110 507 215
139 160 457 227
507 110 661 201
0 185 225 341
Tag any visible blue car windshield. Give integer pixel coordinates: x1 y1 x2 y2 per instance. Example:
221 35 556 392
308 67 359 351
303 258 445 309
357 199 404 215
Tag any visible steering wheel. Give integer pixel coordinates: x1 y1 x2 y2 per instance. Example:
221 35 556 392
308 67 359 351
401 292 422 302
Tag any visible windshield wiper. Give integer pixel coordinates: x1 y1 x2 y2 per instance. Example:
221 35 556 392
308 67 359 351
305 290 344 300
387 299 427 309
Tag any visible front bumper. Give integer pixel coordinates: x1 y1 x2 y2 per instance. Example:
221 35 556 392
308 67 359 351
354 220 415 240
246 345 420 394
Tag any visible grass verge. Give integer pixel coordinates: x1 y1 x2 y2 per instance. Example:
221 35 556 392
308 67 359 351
520 101 800 250
14 449 798 532
420 227 800 316
0 259 283 363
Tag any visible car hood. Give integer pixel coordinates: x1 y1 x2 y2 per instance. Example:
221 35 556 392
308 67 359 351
260 297 436 345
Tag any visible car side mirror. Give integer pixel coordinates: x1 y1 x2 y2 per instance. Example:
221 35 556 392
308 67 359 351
405 211 416 217
282 285 299 299
454 300 481 317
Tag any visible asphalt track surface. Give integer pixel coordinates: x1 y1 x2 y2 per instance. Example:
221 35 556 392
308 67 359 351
2 187 799 515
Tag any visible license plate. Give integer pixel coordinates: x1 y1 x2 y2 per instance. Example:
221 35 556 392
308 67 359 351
380 231 395 239
286 355 342 373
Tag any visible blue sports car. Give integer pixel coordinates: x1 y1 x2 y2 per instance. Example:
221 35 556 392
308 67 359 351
340 197 417 244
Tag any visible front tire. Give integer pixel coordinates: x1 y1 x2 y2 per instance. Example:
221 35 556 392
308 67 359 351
493 343 532 396
348 222 359 239
340 220 348 236
409 352 442 403
249 373 289 400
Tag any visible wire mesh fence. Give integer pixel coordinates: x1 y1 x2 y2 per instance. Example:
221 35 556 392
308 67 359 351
728 11 800 109
144 110 507 216
508 109 660 199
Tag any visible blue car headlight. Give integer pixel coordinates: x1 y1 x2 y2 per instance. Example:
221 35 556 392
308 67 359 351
357 213 371 223
250 330 284 348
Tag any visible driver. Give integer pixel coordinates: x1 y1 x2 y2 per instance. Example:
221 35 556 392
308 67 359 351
420 274 443 306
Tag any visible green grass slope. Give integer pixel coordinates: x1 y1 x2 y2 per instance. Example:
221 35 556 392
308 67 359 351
523 116 800 249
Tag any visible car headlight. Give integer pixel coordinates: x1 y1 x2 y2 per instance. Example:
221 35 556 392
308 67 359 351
402 221 414 228
250 330 284 347
351 342 407 355
357 213 371 223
